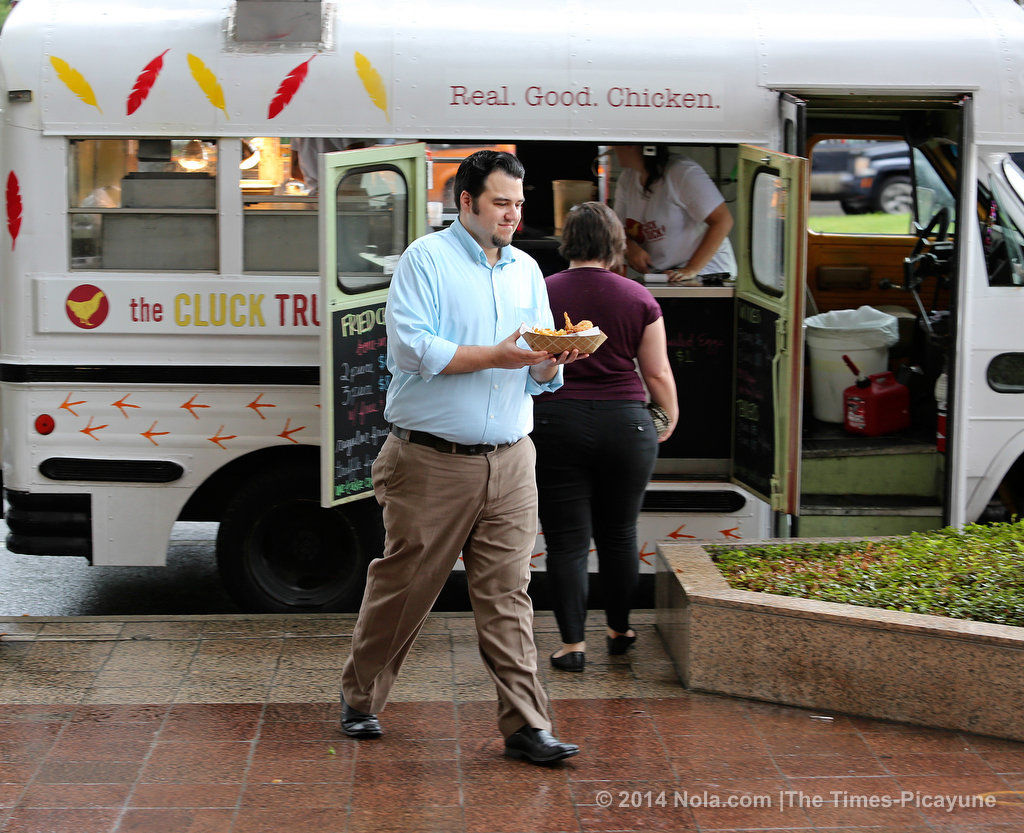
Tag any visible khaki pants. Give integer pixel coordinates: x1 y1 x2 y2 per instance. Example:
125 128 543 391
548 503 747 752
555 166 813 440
340 433 551 738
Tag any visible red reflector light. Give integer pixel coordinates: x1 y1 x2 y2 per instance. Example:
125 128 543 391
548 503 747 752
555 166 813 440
35 414 55 435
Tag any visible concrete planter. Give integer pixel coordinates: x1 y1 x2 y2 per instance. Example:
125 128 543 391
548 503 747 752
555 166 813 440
655 540 1024 741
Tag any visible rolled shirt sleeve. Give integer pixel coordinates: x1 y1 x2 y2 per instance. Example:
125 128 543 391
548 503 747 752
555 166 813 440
385 246 457 381
527 366 563 396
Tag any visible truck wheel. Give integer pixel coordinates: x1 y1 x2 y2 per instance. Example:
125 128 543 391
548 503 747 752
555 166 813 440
875 175 913 215
216 465 377 612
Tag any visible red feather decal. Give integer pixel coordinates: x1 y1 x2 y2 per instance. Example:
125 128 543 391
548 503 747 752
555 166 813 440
126 49 169 116
6 172 22 250
268 55 316 119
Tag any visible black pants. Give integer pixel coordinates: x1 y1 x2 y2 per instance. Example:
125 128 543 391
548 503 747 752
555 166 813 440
532 400 658 643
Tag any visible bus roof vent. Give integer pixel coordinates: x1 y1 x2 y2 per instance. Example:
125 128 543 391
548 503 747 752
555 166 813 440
232 0 325 46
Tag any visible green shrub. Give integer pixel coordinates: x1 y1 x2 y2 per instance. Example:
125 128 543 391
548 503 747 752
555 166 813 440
706 520 1024 626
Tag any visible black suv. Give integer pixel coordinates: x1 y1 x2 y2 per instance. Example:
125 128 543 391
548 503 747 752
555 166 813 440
811 139 912 214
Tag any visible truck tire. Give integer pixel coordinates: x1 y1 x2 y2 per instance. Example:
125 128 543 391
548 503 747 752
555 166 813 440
215 464 377 612
875 175 913 215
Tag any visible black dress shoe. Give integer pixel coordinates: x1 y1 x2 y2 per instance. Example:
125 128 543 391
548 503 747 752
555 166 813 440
550 651 585 672
504 727 579 764
607 633 637 655
341 699 383 739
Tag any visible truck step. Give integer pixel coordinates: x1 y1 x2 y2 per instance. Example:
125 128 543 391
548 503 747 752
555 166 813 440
801 453 941 497
799 494 943 538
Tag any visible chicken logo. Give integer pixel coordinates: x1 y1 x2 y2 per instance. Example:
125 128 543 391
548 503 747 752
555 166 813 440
65 284 109 329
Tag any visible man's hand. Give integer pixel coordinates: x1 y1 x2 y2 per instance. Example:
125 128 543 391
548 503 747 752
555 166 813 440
442 329 591 377
492 328 556 369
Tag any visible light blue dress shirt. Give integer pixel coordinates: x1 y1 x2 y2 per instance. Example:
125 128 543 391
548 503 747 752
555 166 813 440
383 218 562 445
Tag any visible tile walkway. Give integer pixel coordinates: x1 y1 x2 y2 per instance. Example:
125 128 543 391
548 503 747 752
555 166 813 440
1 611 1024 832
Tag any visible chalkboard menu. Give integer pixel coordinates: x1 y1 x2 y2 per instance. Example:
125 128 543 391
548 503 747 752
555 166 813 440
330 301 391 502
655 294 734 461
732 297 777 501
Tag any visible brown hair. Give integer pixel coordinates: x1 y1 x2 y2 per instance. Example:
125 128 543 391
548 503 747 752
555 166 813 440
453 149 525 204
557 201 626 266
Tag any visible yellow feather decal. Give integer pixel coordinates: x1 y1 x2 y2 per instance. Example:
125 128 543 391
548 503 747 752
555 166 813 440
187 53 229 120
49 56 102 113
354 51 389 121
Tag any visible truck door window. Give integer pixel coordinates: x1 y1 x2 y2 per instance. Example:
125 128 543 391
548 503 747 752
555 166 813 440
69 139 218 271
1003 155 1024 202
912 147 957 235
335 167 407 293
982 168 1024 287
988 353 1024 393
751 171 787 295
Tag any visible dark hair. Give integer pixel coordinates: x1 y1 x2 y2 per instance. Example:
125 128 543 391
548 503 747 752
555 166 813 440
452 150 526 204
557 201 626 266
640 145 670 195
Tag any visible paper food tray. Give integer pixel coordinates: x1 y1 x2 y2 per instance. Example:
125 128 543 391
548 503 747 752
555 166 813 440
519 324 607 354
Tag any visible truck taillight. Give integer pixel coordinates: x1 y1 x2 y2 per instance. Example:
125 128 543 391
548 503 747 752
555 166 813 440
34 414 55 435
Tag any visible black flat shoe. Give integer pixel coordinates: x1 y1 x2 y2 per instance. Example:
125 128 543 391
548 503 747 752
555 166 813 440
341 698 383 739
504 727 580 765
550 651 585 672
607 633 636 655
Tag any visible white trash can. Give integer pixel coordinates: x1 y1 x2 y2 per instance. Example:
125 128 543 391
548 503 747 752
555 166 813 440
804 306 900 423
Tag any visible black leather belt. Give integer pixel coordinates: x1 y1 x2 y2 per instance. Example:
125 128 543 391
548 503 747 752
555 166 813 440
390 425 518 455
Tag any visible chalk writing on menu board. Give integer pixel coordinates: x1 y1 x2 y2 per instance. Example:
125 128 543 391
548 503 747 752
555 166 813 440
732 297 777 501
657 297 733 461
331 302 391 500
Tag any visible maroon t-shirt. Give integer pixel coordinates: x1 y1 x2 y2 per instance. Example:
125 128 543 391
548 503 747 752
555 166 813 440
540 267 663 401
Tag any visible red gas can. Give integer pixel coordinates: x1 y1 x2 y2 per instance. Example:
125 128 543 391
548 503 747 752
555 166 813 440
843 371 911 436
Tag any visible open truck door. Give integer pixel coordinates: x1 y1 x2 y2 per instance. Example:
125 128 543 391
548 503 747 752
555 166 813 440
731 145 808 534
319 144 427 508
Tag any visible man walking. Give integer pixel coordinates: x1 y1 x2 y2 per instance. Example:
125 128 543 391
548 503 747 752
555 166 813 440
340 150 582 765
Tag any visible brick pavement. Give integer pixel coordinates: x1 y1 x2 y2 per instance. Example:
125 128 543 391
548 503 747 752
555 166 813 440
1 611 1023 832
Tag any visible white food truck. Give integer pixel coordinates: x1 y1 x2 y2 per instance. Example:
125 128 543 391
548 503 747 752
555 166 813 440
1 0 1023 611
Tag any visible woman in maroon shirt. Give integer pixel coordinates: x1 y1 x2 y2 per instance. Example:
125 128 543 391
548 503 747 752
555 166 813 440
532 202 678 672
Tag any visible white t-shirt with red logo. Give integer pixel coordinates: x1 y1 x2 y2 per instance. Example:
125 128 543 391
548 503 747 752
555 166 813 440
613 156 737 276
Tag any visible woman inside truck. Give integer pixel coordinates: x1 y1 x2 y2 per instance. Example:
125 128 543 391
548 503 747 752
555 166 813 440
613 144 736 284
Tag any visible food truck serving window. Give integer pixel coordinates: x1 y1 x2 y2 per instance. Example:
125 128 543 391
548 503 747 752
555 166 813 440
242 137 318 274
240 138 406 287
69 139 218 271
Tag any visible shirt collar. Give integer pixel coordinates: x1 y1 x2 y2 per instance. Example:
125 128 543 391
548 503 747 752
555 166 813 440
449 218 516 268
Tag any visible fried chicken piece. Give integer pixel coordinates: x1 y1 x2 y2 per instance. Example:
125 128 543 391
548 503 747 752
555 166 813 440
561 312 594 334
